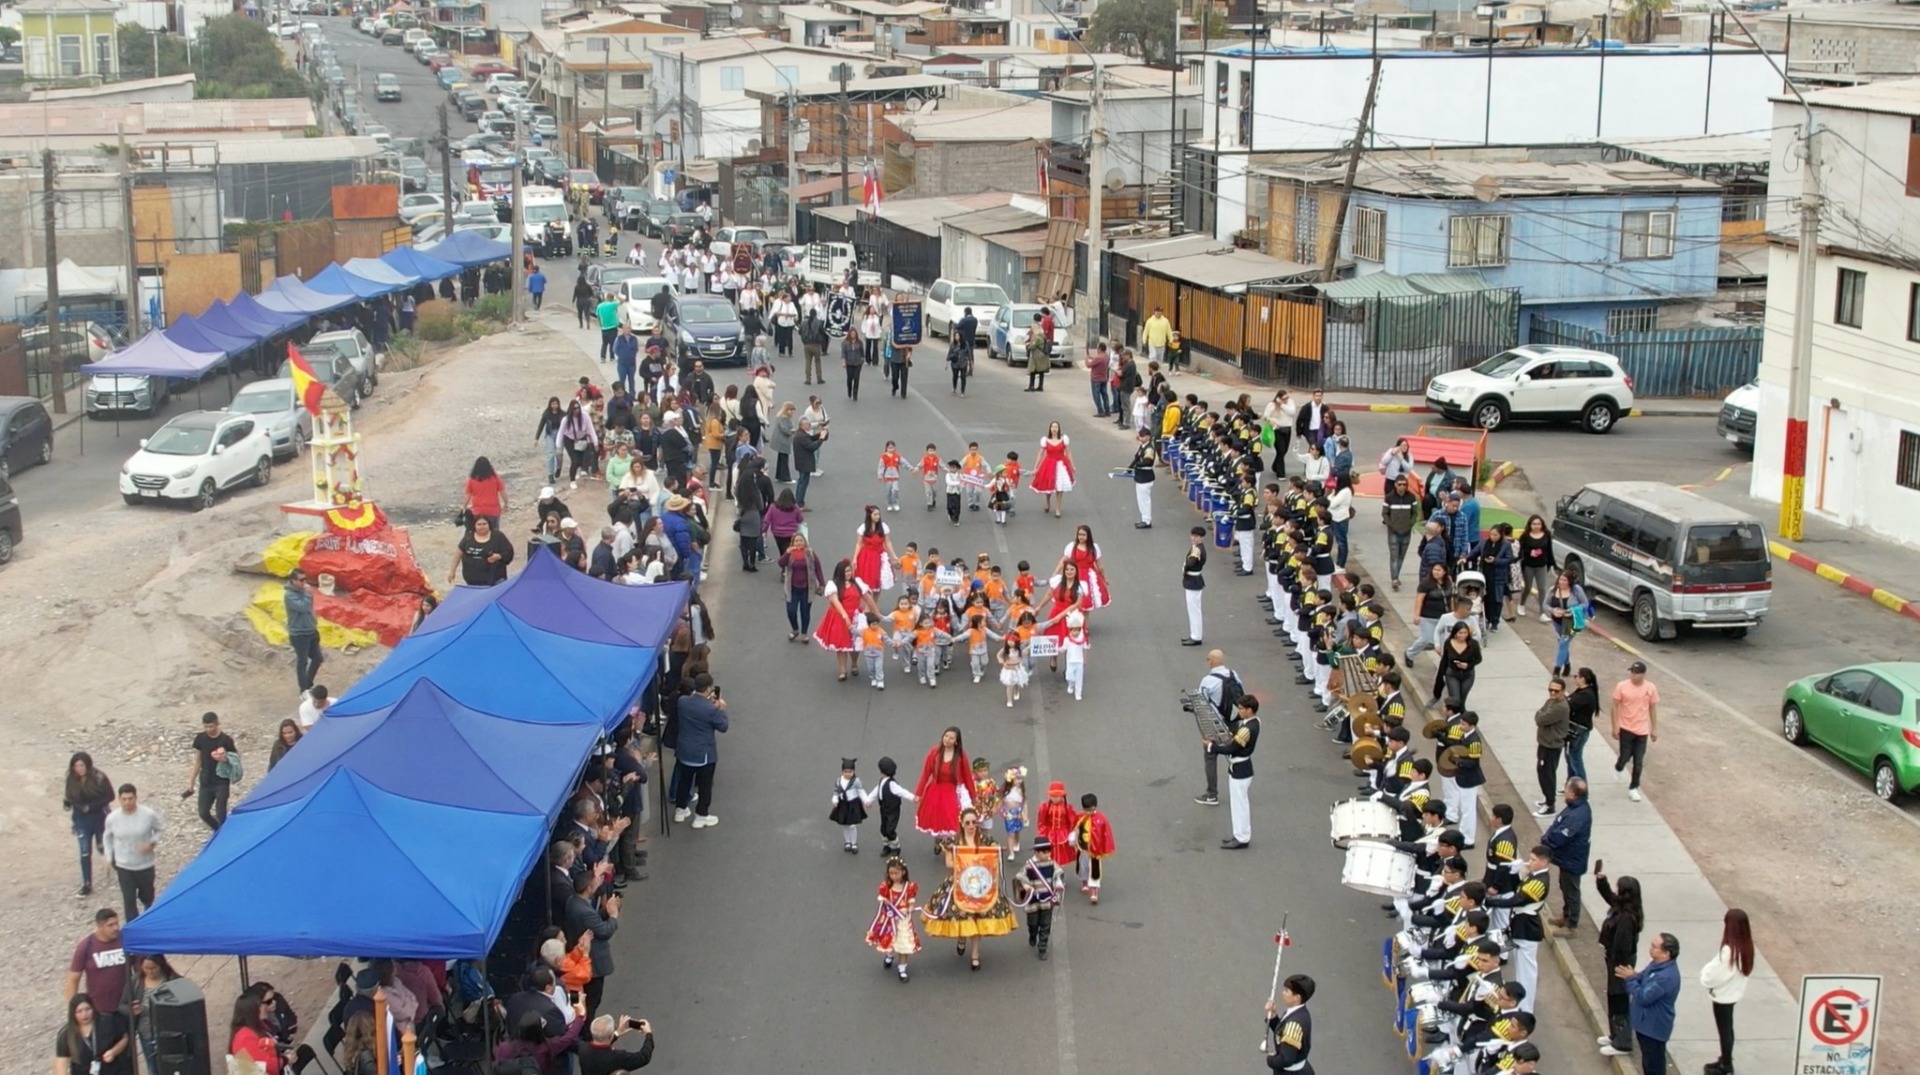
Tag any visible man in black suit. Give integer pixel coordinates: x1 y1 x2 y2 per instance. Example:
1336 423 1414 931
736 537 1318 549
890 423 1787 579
563 870 620 1017
504 966 567 1039
547 841 578 925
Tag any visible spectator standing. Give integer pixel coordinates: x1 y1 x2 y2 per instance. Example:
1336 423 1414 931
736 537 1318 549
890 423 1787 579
101 785 161 922
129 955 179 1074
1611 661 1659 801
562 872 619 1018
450 517 515 587
1543 777 1592 932
671 674 728 829
1439 492 1475 571
1517 514 1558 617
1545 569 1588 676
1566 666 1599 780
574 1015 655 1075
1024 314 1051 391
65 909 128 1008
1593 865 1644 1054
1085 343 1112 418
1699 909 1754 1075
841 332 865 399
1613 930 1681 1075
64 752 113 898
1293 389 1334 452
778 532 825 640
1532 680 1571 816
1113 352 1142 429
527 267 547 310
464 455 509 528
269 720 303 770
1327 476 1353 569
596 293 621 361
55 993 133 1075
1378 436 1416 484
791 420 826 508
573 274 595 328
229 993 284 1075
284 568 323 693
184 712 237 832
1380 474 1419 589
1142 305 1172 365
1261 390 1296 475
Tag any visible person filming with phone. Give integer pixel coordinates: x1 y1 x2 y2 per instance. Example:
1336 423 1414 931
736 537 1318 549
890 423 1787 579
574 1013 655 1074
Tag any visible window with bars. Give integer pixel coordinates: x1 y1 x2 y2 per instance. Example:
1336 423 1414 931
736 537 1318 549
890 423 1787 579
1352 206 1385 262
1292 195 1319 264
620 73 645 89
1605 307 1658 335
57 35 82 76
1835 267 1866 328
1621 210 1676 260
1909 283 1920 343
1448 214 1509 268
1898 430 1920 492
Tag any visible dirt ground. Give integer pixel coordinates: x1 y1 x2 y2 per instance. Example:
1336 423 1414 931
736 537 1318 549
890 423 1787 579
1481 472 1920 1071
1 321 597 1067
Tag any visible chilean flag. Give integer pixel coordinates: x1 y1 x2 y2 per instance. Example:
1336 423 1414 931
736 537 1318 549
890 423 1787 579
862 161 882 217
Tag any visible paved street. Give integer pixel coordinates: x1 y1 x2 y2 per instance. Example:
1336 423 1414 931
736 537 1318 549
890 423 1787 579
494 321 1608 1072
13 377 244 522
316 19 451 147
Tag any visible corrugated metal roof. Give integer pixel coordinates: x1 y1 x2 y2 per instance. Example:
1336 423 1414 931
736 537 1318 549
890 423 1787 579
203 136 387 164
942 205 1046 238
1145 249 1320 290
810 192 1018 232
1112 234 1231 262
897 101 1052 142
1257 155 1718 197
1604 134 1769 167
987 226 1049 257
1319 271 1497 301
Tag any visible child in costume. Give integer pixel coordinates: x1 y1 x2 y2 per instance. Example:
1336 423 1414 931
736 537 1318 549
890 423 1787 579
1010 836 1063 959
1001 451 1022 517
876 440 904 511
960 442 989 511
1033 781 1080 873
961 610 1000 684
886 595 918 673
1061 610 1090 702
943 460 964 525
911 612 951 688
829 758 869 852
898 542 920 585
998 634 1029 707
1000 765 1028 856
865 856 920 981
918 442 941 511
863 756 919 857
1071 792 1117 904
970 757 1003 841
988 470 1013 525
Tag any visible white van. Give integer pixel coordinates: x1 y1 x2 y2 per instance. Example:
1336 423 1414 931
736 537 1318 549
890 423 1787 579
519 187 572 255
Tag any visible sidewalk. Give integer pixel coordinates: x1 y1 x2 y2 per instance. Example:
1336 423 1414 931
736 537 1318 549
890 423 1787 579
1348 521 1800 1075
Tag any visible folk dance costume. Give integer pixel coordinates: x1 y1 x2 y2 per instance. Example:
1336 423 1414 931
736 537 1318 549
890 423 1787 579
1030 436 1076 496
1041 584 1092 649
877 450 904 510
864 758 919 856
1264 1005 1314 1074
853 523 895 592
865 876 921 980
998 645 1030 704
1009 839 1064 959
1000 773 1027 853
1060 623 1090 701
1070 809 1116 902
912 745 972 840
971 769 1004 838
1032 783 1080 870
1062 540 1112 609
813 580 870 653
829 764 869 852
922 833 1016 941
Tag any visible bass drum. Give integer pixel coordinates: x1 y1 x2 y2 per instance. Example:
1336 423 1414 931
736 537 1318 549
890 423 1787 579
1329 798 1399 849
1340 839 1417 897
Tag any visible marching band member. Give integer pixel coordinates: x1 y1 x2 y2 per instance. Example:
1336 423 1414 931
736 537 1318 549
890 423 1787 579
1262 974 1316 1074
1485 1039 1540 1073
1379 757 1436 841
1482 847 1552 1013
1454 985 1529 1073
1365 724 1418 796
1482 804 1521 934
1427 942 1504 1049
1389 804 1452 928
1436 704 1466 838
1451 711 1488 847
1417 907 1490 966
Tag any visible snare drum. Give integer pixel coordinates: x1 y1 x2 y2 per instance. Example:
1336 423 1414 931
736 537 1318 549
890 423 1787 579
1405 981 1445 1008
1329 798 1400 849
1340 839 1418 897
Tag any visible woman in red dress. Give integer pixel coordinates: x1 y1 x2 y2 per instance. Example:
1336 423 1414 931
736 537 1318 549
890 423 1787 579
913 726 972 840
1028 422 1076 517
1058 524 1111 609
813 559 875 681
851 505 897 592
1038 564 1089 672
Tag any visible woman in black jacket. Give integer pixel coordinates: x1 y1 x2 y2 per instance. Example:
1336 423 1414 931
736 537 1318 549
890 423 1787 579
1439 622 1483 710
1566 667 1600 782
1516 514 1558 620
535 397 566 485
1594 866 1644 1054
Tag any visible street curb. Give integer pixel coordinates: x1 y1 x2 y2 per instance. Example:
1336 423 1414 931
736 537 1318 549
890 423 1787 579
1767 540 1920 623
1348 404 1707 417
1481 460 1518 492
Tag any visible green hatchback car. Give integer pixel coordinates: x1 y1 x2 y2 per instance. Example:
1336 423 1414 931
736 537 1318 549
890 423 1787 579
1782 662 1920 801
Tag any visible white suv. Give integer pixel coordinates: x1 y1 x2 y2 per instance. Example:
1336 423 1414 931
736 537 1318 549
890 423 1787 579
119 410 276 511
1425 345 1635 434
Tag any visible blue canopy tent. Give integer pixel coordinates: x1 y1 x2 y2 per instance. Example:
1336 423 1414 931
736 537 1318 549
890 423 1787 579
418 230 513 268
223 292 308 335
326 602 656 730
81 330 225 378
163 313 258 357
343 256 425 290
423 550 691 649
257 274 357 316
380 247 462 282
120 769 549 958
239 679 601 816
309 263 403 301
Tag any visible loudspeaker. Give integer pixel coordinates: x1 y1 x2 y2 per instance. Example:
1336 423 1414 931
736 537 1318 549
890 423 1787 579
150 977 212 1075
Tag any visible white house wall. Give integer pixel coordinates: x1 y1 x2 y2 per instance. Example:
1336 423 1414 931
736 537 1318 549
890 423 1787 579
1201 49 1781 152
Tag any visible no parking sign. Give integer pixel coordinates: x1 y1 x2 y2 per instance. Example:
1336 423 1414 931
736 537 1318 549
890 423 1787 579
1796 975 1880 1074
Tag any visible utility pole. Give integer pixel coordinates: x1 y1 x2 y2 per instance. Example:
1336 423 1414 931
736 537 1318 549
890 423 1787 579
1779 125 1821 541
677 57 688 168
785 88 799 239
41 149 66 414
509 131 525 322
1085 70 1106 350
1319 56 1379 282
121 133 141 338
437 104 453 218
837 63 852 207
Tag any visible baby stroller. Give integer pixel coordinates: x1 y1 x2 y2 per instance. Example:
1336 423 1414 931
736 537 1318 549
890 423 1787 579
1452 569 1488 636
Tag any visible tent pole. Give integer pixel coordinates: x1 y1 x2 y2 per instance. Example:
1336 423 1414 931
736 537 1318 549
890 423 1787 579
238 955 252 990
656 649 671 838
544 842 555 929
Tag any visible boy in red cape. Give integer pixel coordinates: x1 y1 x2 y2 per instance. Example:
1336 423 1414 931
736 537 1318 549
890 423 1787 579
1033 781 1079 872
1072 792 1117 904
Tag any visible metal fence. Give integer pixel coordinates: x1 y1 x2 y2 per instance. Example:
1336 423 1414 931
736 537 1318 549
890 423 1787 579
1315 289 1522 393
1527 316 1761 398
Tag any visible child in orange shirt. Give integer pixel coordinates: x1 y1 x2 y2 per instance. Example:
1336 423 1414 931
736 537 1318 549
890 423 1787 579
858 614 889 689
1001 451 1022 517
898 542 920 583
911 612 954 688
918 442 941 512
886 595 919 670
972 553 993 590
960 609 1002 683
877 440 905 512
960 442 988 512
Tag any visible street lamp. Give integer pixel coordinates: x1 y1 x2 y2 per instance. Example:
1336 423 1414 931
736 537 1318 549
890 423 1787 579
1475 1 1506 145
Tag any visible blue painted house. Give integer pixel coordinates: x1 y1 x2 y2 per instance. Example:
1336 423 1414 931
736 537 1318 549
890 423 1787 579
1255 156 1724 337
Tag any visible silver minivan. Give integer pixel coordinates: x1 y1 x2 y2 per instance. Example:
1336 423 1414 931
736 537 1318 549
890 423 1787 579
1552 481 1771 642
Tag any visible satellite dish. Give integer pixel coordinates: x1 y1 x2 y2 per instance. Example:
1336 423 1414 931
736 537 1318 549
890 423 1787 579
898 140 917 158
1473 175 1501 203
1104 167 1125 192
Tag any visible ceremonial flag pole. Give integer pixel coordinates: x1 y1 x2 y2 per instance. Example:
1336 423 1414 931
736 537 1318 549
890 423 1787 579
1262 918 1292 1054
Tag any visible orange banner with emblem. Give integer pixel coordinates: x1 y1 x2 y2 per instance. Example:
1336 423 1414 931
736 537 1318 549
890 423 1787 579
950 845 1002 915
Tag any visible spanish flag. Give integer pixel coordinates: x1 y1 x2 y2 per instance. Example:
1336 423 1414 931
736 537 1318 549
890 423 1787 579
287 343 326 416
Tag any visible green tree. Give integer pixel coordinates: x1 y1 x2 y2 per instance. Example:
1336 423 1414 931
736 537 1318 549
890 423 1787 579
117 24 193 79
1088 0 1178 66
1625 0 1671 42
119 17 309 98
0 26 22 49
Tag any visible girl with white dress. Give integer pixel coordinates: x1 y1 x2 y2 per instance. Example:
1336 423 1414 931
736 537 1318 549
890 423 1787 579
997 635 1028 708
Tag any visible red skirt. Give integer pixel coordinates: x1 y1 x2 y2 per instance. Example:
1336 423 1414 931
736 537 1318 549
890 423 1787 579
914 781 964 838
814 591 860 652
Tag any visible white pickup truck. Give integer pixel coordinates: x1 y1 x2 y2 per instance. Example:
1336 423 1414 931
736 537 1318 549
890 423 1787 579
799 241 880 289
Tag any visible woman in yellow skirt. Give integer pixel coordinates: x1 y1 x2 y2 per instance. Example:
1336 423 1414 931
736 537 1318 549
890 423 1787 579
923 808 1016 971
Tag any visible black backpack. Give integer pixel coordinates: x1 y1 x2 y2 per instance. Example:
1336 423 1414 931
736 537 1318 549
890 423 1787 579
1208 668 1244 719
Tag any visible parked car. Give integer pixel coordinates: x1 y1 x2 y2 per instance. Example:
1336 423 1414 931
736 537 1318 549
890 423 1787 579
0 473 18 564
529 116 559 139
21 320 117 367
1717 379 1758 450
1424 344 1636 434
456 94 487 121
466 61 511 78
119 410 276 511
1551 480 1770 642
453 200 503 225
1782 663 1920 801
428 53 457 72
375 73 401 101
276 348 367 409
225 378 315 460
306 327 380 391
567 169 605 205
663 212 703 246
644 201 674 237
666 293 747 366
617 276 673 333
455 222 512 244
987 303 1070 366
437 67 464 90
714 225 769 249
399 192 446 223
86 374 171 417
0 396 54 481
924 278 1008 339
381 28 406 45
